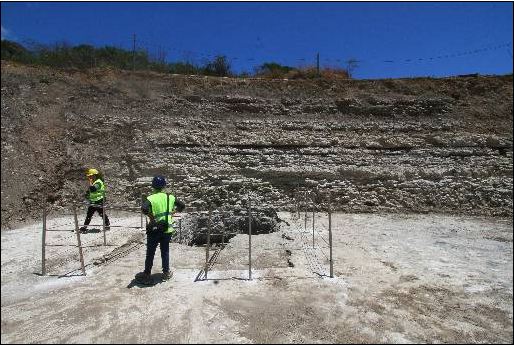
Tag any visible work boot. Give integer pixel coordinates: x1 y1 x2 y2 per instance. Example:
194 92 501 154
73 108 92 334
136 272 153 286
162 271 173 281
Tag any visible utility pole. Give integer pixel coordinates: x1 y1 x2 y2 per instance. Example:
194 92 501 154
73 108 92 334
345 58 359 79
316 52 320 76
132 33 136 71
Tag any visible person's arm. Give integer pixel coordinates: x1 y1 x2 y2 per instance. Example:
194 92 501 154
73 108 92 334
89 181 102 192
142 199 154 222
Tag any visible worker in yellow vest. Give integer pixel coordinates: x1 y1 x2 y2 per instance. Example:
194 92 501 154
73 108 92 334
137 175 185 285
80 168 110 233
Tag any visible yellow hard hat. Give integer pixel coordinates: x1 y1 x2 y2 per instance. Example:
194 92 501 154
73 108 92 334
86 168 99 176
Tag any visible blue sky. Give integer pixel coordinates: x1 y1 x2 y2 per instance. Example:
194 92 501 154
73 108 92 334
1 1 512 79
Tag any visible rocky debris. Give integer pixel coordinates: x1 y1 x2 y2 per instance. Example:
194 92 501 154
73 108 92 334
282 234 294 241
180 206 281 245
1 62 512 228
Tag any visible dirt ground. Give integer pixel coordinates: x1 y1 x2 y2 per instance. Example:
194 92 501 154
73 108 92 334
1 212 512 344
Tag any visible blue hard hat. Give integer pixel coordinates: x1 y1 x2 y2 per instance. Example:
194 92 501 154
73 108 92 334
152 175 166 189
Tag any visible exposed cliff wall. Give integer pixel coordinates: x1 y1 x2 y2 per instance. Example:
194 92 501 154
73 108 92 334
1 61 512 228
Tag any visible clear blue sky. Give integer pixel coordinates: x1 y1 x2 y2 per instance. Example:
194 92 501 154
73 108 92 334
1 1 512 79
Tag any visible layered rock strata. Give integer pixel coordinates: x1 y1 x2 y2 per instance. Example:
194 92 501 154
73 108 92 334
1 62 512 228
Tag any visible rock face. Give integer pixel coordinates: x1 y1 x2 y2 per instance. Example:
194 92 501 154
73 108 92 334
1 62 512 228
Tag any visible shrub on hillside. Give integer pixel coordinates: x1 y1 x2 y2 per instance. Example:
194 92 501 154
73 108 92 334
1 40 351 80
319 67 350 79
1 40 33 63
172 62 201 74
202 55 232 77
286 66 350 80
255 62 294 79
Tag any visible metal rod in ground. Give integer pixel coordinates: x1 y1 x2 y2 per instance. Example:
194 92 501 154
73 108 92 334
102 201 107 246
312 210 315 248
178 218 182 244
221 212 225 245
248 198 252 281
304 209 307 232
41 202 47 275
140 193 144 229
73 206 86 276
205 205 212 280
328 210 333 278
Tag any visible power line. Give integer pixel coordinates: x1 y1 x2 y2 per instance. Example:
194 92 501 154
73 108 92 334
132 38 511 66
15 34 512 69
372 42 512 64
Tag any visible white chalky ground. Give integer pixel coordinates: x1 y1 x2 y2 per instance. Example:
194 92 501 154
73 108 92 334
1 211 512 343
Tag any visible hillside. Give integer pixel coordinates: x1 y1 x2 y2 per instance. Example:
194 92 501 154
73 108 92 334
1 61 512 228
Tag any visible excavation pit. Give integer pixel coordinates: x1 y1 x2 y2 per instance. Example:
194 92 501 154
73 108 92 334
180 206 281 246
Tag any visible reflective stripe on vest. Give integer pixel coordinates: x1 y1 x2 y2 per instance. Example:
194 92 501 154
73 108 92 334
88 179 105 202
147 192 176 234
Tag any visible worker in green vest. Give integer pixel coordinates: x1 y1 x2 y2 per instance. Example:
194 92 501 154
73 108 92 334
79 168 110 233
137 175 185 285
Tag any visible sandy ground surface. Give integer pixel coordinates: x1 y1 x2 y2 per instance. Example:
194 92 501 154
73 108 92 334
1 211 512 344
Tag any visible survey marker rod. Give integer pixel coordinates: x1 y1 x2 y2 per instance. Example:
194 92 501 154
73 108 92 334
41 202 47 275
73 205 86 275
248 198 252 281
178 218 182 244
140 193 144 229
328 210 333 278
102 202 107 246
221 212 225 245
312 210 315 248
304 209 307 232
205 205 212 280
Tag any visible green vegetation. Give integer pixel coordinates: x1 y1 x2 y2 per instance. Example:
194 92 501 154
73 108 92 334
1 39 352 79
255 62 295 78
254 62 350 79
1 40 33 63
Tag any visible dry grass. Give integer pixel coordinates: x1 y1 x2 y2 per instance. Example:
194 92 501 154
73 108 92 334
256 65 350 80
287 66 350 80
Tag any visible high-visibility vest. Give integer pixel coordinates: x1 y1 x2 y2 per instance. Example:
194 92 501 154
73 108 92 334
147 192 176 234
88 179 105 202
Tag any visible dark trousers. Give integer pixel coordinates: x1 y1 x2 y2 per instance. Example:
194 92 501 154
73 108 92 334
144 231 172 274
83 200 110 226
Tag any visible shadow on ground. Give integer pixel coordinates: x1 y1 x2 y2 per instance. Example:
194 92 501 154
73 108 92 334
127 272 168 289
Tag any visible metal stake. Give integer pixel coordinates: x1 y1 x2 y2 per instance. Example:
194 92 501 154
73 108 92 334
140 193 144 229
102 202 107 246
205 206 212 280
304 210 307 232
178 218 182 244
221 212 225 245
73 206 86 275
328 210 333 278
248 198 252 281
41 203 47 275
312 210 315 248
